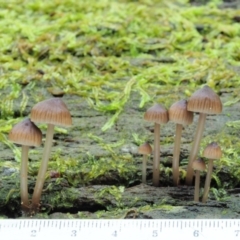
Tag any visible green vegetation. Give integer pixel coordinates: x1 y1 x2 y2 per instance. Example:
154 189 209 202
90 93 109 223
1 0 240 121
1 0 240 217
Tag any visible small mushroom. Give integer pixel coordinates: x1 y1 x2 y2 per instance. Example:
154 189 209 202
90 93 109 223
144 104 168 187
202 142 222 203
138 142 152 184
169 99 193 186
192 158 206 202
8 118 42 213
47 87 65 97
30 98 72 212
185 86 222 185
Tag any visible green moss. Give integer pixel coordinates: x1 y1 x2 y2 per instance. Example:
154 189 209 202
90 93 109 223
154 204 175 211
94 186 125 209
0 0 240 130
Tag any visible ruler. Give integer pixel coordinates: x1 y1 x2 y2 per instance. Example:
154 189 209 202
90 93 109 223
0 219 240 240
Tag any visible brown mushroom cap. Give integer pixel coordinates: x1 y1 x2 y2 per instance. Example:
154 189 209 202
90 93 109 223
187 85 222 114
138 142 152 155
192 157 206 171
144 103 168 124
203 142 222 159
8 118 42 147
30 98 72 127
169 99 193 125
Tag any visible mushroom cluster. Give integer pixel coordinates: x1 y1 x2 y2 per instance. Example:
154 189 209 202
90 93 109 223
9 98 72 215
191 142 222 202
185 86 222 185
8 84 223 215
141 85 222 190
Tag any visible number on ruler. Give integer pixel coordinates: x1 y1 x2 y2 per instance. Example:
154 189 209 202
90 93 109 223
71 230 77 237
31 230 37 237
235 230 240 237
112 230 117 237
152 230 158 237
193 230 199 237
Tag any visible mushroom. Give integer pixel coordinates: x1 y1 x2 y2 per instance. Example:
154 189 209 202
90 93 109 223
30 98 72 212
138 142 152 184
185 85 222 185
8 118 42 212
168 99 193 186
47 87 65 97
202 142 222 203
192 157 206 202
144 104 168 187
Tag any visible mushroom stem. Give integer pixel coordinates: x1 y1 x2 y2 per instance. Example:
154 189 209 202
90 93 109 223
172 124 183 186
20 146 29 211
31 124 55 211
185 113 206 185
202 159 214 203
153 123 160 187
194 170 200 202
142 154 148 184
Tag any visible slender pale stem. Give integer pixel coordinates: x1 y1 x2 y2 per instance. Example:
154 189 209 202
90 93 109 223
172 124 183 186
194 170 200 202
185 113 206 185
31 124 55 211
153 123 160 187
202 159 214 203
20 146 29 210
142 155 148 184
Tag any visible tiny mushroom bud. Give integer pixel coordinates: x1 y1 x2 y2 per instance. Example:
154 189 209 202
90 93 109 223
8 118 42 213
30 98 72 213
185 85 222 185
169 99 193 186
144 104 168 187
138 142 152 184
202 142 222 203
192 158 206 202
47 87 65 97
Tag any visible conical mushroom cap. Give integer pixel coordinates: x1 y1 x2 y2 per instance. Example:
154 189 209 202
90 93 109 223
138 142 152 155
169 99 193 125
144 104 168 124
8 118 42 147
192 157 206 171
203 142 222 159
31 98 72 127
187 85 222 114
